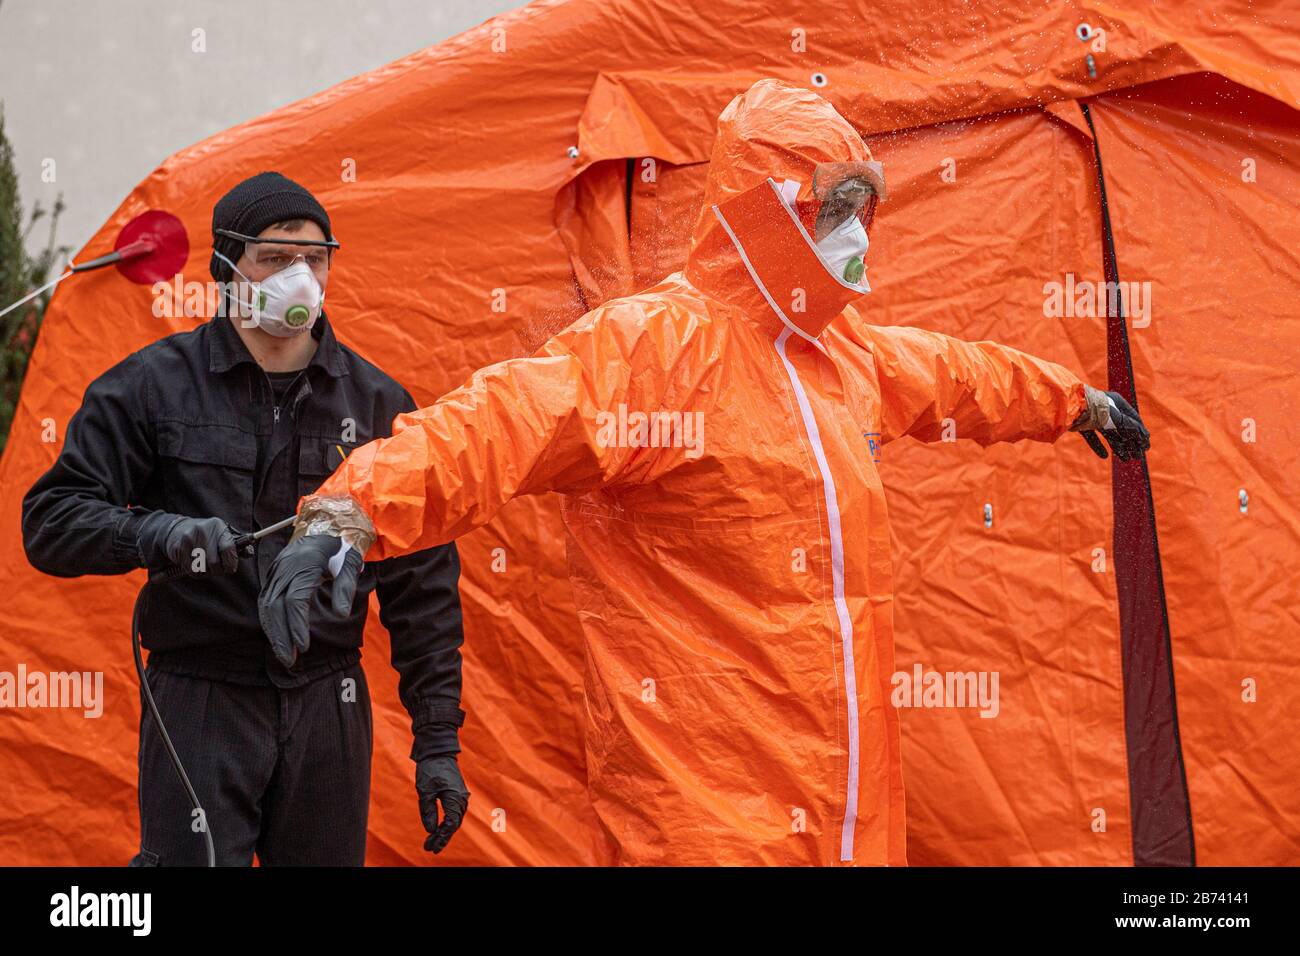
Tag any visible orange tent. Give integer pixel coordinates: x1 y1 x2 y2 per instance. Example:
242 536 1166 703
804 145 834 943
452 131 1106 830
2 0 1297 866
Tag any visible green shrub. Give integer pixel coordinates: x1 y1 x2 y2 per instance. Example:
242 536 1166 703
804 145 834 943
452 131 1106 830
0 105 70 452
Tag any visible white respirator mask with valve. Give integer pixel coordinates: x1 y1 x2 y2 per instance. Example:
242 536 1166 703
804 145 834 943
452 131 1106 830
215 250 325 337
815 214 870 287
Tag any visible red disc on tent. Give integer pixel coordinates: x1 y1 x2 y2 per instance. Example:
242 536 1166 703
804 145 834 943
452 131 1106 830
114 209 189 284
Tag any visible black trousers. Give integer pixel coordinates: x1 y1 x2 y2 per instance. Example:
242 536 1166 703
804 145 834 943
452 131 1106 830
129 662 373 866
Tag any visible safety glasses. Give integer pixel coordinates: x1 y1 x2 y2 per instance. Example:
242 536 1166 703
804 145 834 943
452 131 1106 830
215 228 339 278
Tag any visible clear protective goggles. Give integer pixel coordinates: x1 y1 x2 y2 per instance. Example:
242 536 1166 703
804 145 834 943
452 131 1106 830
811 161 885 241
215 227 339 279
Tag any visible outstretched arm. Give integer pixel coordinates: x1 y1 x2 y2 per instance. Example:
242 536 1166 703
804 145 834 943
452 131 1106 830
860 324 1088 445
316 301 687 560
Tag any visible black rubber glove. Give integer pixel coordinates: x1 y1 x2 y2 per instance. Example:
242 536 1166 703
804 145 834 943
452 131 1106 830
1079 390 1151 461
136 514 240 575
416 755 470 854
257 534 362 668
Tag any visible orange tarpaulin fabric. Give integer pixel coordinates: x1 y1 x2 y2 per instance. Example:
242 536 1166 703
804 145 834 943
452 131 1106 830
1 0 1297 865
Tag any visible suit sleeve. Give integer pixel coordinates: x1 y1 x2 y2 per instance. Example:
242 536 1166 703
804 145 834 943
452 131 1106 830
21 351 168 576
315 301 686 561
862 325 1088 445
370 388 467 759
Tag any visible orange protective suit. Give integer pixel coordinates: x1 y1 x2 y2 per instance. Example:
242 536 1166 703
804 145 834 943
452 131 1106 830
316 79 1087 865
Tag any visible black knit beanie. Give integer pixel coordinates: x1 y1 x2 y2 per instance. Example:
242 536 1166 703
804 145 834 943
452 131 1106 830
209 171 333 282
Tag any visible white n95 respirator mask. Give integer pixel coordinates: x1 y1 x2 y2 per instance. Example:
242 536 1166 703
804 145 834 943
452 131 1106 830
215 250 324 337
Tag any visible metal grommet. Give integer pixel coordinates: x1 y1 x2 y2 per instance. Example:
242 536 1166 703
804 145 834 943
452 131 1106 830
810 72 828 88
566 145 579 160
1239 489 1249 514
1076 22 1093 41
983 503 993 529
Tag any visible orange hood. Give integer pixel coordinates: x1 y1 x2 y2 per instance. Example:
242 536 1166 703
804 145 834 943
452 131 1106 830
684 79 883 339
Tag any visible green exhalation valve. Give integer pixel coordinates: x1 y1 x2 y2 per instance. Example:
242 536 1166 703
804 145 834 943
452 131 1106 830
285 304 311 327
844 257 865 284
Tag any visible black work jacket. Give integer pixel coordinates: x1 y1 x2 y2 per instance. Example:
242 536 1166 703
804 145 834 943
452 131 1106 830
22 312 464 756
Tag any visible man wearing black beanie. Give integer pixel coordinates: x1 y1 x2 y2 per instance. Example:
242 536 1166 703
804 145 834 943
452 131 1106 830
22 171 470 865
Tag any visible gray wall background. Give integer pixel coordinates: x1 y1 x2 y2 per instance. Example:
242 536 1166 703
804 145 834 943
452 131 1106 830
0 0 521 258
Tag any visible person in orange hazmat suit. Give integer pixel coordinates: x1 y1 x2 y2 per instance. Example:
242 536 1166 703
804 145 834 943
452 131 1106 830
258 79 1150 865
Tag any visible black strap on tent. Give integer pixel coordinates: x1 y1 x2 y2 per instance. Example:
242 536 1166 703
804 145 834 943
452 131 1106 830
1079 101 1195 867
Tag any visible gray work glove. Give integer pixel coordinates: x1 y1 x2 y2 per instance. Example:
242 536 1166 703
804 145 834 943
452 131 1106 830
1072 386 1151 461
257 533 362 668
137 513 240 575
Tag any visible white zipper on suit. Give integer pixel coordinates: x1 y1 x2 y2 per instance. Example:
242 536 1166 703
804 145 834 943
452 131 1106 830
712 204 862 863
